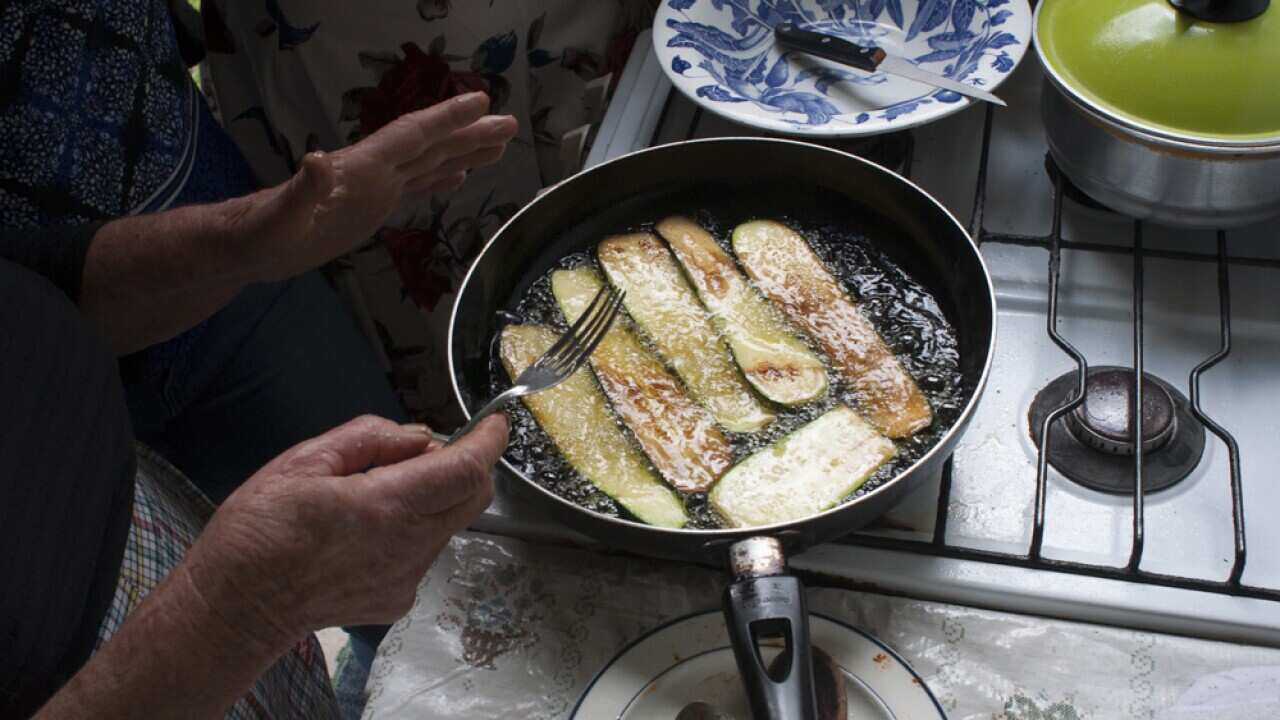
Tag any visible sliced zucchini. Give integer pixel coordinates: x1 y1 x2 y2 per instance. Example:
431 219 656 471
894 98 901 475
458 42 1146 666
596 233 774 432
499 324 687 527
551 267 733 493
709 406 895 528
655 216 828 407
731 220 933 438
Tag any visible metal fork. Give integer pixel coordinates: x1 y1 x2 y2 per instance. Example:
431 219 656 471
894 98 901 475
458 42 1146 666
446 283 625 445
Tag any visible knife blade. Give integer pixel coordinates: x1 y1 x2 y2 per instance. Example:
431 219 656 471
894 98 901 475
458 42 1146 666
774 22 1006 107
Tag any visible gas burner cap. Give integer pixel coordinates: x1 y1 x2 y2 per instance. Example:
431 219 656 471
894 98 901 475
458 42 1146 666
1028 366 1206 494
1064 369 1176 456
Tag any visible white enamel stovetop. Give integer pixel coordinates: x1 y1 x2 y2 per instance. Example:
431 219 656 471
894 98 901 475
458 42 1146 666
473 31 1280 648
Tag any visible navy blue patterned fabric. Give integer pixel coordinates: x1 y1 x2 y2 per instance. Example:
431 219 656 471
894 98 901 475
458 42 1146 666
122 92 261 380
176 89 260 208
0 0 259 227
0 0 261 378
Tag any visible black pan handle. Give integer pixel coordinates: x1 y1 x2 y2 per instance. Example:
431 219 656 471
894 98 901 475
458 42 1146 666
723 537 817 720
773 21 884 73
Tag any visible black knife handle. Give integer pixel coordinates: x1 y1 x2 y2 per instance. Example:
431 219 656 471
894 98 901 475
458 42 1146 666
774 22 885 73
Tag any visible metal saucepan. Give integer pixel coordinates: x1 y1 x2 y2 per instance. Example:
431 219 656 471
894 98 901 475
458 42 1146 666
448 138 996 718
1035 0 1280 228
1040 84 1280 228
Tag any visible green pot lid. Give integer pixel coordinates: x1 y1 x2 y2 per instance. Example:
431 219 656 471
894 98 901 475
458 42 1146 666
1036 0 1280 144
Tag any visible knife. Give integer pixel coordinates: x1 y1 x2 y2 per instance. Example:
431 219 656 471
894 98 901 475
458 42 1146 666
774 22 1006 107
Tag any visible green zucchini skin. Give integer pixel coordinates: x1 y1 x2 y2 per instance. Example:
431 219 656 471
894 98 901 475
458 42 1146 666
710 405 895 528
655 216 828 407
597 232 775 432
500 324 688 528
732 220 933 438
551 267 733 493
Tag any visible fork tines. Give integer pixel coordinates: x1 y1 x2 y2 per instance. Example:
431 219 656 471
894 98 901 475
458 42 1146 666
539 284 625 376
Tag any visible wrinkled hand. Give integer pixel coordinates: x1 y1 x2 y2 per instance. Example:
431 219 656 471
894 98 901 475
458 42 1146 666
178 414 508 653
229 91 518 282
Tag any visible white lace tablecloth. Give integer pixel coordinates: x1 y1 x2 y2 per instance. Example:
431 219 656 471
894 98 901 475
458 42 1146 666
363 533 1280 719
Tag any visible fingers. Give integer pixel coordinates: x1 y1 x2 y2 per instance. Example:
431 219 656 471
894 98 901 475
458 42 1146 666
443 143 508 175
397 114 517 174
403 171 469 201
432 472 496 540
417 429 447 454
405 144 506 194
427 171 468 194
373 414 509 518
265 415 436 478
366 92 490 164
401 131 512 200
402 423 447 453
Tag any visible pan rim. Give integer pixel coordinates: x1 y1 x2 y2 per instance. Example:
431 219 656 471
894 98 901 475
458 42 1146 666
448 136 997 538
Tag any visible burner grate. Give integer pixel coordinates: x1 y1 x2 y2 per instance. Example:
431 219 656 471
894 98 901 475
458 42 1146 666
643 96 1279 604
823 104 1277 602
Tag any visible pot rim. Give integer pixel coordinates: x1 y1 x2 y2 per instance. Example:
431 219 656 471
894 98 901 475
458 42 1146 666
1032 0 1280 154
447 136 998 540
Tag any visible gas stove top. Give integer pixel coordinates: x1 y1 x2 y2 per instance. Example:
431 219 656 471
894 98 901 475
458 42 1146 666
474 32 1280 647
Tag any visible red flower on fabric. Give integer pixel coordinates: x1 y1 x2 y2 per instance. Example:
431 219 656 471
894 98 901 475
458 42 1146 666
383 226 455 311
359 42 489 136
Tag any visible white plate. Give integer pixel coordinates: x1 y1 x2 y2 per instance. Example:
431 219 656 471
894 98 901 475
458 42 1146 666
572 611 946 719
653 0 1031 137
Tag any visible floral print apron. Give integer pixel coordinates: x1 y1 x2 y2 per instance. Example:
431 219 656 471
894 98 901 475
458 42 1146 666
204 0 658 428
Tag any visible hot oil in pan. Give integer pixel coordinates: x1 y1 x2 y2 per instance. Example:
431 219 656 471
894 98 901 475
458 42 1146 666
489 210 964 530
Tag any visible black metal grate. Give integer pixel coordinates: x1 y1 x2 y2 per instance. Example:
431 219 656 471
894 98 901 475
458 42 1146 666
650 98 1280 601
838 104 1280 602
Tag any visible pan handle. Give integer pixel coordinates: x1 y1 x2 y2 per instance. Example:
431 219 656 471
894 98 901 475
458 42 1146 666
723 537 817 720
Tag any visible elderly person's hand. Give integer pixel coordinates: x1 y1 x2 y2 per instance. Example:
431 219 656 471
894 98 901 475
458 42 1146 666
39 414 508 719
184 413 508 645
224 90 517 283
77 91 517 355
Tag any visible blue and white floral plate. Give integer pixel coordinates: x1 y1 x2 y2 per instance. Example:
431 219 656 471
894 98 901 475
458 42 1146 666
654 0 1031 137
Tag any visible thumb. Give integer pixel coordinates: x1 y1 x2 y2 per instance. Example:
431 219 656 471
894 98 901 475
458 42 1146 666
373 414 509 517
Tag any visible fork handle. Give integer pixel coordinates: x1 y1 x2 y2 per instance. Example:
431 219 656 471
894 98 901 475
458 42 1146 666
446 386 522 446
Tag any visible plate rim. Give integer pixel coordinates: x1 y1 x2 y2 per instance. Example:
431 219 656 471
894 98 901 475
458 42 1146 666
570 609 948 719
652 0 1032 138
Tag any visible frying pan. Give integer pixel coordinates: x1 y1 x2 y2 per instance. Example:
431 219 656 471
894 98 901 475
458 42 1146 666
449 138 995 719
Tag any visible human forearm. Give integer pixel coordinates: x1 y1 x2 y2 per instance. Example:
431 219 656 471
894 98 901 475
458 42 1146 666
78 93 516 355
35 564 292 720
78 197 265 354
36 413 507 719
